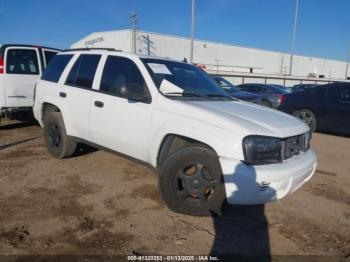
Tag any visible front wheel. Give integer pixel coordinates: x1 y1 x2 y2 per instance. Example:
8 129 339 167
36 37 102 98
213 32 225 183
159 145 226 216
293 109 317 132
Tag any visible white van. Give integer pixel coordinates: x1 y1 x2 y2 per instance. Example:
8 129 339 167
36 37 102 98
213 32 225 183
0 44 60 119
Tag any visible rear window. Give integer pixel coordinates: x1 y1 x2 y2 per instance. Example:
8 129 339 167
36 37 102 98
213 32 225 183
6 48 39 75
44 50 58 67
41 54 73 83
65 54 101 89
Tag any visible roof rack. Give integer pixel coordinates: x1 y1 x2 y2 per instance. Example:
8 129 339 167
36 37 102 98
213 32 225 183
61 47 122 52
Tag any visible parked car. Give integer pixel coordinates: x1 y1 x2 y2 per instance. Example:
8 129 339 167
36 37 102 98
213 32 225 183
212 77 261 104
270 84 293 92
236 83 292 108
278 82 350 134
0 44 60 119
292 83 318 93
33 48 316 216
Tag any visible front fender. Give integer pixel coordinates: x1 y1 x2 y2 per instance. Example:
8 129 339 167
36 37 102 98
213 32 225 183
148 116 244 167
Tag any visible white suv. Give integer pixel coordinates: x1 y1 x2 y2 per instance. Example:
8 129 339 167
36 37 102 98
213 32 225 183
0 44 60 119
33 48 317 216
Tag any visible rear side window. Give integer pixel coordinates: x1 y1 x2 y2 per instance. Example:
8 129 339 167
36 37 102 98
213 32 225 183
100 56 146 97
41 54 73 83
44 50 58 67
6 48 39 75
65 54 101 89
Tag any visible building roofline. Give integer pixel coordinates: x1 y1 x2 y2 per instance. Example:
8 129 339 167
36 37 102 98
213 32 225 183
101 29 346 64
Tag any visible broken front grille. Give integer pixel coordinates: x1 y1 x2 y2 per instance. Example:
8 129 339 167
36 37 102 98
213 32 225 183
282 133 309 160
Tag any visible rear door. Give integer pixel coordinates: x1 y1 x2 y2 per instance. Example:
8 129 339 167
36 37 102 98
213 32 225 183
61 53 102 141
322 83 350 133
3 46 42 108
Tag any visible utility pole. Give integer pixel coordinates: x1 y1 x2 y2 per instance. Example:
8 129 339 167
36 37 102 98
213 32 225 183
214 59 220 76
146 35 151 55
130 12 138 54
345 48 350 80
289 0 299 76
190 0 195 64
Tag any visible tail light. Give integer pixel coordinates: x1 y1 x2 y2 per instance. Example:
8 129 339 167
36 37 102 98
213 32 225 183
279 94 286 104
0 57 4 74
198 64 206 71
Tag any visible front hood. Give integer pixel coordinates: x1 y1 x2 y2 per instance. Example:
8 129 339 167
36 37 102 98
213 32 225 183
182 100 309 138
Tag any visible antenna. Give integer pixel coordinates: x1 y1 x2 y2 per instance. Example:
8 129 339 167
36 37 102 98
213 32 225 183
130 12 138 54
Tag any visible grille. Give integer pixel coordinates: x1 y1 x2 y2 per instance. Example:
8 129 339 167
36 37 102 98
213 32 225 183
260 182 271 191
282 134 307 160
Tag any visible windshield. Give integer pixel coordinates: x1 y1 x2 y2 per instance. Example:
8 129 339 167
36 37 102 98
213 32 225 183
141 58 233 100
213 77 239 92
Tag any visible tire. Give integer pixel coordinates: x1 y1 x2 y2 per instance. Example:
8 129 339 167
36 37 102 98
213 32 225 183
43 111 77 159
159 144 226 216
261 100 272 108
293 109 317 132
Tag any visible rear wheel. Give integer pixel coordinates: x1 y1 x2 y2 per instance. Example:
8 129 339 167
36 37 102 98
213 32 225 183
159 145 226 216
293 109 317 132
43 111 77 158
261 100 272 108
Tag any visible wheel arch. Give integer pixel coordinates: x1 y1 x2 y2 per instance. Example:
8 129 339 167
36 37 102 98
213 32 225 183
292 108 318 131
41 102 60 123
156 134 219 168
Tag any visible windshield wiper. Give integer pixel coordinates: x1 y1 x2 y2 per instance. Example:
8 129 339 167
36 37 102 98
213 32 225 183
163 92 204 98
205 94 232 99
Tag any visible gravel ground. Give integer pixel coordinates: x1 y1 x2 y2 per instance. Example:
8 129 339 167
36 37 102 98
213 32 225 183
0 119 349 261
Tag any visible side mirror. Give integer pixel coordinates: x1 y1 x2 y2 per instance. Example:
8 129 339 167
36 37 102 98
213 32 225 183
120 83 147 102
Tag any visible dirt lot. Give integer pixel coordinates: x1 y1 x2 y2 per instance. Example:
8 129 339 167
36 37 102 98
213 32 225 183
0 119 349 260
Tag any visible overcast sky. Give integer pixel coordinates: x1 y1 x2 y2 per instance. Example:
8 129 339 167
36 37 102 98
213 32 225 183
1 0 349 61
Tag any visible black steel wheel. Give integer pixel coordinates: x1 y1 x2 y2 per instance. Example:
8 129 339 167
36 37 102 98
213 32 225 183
159 144 226 216
43 111 77 159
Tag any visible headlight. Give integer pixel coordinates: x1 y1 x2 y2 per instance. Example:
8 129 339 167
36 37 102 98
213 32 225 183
243 132 311 165
243 136 282 165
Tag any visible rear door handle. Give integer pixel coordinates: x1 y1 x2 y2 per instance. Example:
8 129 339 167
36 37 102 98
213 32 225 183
59 92 67 98
94 101 104 108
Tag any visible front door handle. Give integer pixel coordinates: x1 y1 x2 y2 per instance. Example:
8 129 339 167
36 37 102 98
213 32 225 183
94 101 104 108
59 92 67 98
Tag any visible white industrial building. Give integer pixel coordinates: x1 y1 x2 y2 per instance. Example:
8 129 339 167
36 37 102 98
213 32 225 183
71 29 349 84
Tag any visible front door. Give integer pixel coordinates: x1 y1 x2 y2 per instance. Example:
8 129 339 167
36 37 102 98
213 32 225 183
323 83 350 133
3 47 41 108
90 55 153 161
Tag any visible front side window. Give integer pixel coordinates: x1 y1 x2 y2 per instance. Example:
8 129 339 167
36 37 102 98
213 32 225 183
339 86 350 104
100 56 146 97
41 54 73 83
330 84 350 104
66 54 101 89
6 48 39 75
142 58 232 100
